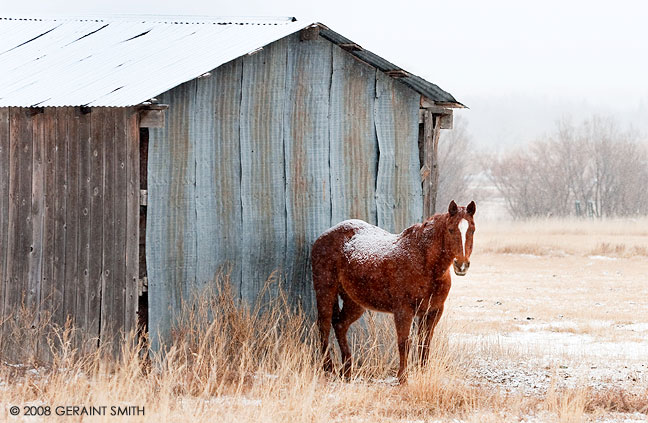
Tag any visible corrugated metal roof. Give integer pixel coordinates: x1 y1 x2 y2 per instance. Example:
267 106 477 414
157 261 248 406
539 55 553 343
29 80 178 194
0 15 463 108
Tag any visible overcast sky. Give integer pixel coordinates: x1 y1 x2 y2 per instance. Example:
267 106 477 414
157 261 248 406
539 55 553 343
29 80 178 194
5 0 648 148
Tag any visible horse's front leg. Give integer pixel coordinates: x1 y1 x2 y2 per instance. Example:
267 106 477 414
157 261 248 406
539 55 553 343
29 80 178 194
418 306 444 366
393 308 415 384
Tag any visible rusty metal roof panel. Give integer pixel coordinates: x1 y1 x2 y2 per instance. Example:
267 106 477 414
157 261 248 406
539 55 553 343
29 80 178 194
0 15 462 107
0 15 305 107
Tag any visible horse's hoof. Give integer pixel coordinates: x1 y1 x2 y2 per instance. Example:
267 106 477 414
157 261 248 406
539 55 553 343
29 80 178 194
397 374 408 385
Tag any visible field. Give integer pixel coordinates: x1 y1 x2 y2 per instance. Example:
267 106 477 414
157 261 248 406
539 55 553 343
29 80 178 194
1 218 648 422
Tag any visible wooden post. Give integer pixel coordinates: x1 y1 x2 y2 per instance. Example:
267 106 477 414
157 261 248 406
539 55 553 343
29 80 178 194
421 110 441 218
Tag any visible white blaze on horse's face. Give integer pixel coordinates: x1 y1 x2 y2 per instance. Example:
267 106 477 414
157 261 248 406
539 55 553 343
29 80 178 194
453 218 471 276
458 219 469 256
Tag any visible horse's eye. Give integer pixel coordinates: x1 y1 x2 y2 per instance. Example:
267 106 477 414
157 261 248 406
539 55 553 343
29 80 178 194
448 229 455 234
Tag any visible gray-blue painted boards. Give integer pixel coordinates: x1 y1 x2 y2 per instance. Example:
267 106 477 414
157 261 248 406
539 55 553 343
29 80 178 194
147 34 423 349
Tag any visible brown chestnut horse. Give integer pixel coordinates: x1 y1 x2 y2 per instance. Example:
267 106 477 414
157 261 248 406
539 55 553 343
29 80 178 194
311 200 476 382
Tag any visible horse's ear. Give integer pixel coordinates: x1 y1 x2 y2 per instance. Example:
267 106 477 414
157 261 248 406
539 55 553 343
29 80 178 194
467 201 476 216
448 200 458 216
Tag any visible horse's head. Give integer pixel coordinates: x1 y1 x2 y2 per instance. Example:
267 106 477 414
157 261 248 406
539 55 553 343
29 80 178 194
444 200 476 276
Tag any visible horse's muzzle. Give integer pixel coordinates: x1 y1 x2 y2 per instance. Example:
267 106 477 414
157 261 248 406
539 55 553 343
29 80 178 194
453 259 470 276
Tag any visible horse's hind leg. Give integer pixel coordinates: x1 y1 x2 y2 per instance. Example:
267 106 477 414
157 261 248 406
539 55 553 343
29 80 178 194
333 291 365 379
312 259 339 373
418 306 444 366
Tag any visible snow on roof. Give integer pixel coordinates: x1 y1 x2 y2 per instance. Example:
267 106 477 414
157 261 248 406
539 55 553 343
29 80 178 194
0 15 461 108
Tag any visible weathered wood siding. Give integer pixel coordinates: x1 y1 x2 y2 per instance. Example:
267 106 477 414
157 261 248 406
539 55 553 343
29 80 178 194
0 107 139 359
147 34 422 348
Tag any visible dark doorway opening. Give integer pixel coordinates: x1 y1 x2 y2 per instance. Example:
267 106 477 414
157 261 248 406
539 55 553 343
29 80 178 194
137 127 149 342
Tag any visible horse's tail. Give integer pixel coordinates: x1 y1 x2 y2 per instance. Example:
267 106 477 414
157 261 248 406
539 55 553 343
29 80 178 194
332 287 342 323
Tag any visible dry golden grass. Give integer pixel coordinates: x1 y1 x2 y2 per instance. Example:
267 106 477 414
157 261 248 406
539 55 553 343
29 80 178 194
2 217 648 422
477 216 648 257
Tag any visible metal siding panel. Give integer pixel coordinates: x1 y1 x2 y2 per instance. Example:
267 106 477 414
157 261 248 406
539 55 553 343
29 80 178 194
194 59 243 296
283 34 332 313
329 47 378 225
374 72 423 232
147 81 197 351
239 37 288 304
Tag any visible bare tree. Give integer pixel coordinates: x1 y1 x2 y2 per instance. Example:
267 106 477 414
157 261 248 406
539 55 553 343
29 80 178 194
435 116 477 211
486 115 648 218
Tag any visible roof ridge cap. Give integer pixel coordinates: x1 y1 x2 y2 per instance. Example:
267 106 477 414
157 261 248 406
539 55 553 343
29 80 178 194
0 14 299 25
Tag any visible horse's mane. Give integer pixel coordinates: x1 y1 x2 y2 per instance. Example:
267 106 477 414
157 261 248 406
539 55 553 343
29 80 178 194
400 214 444 241
400 222 423 239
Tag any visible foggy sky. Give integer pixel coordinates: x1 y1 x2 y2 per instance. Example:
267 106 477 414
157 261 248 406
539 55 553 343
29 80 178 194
5 0 647 148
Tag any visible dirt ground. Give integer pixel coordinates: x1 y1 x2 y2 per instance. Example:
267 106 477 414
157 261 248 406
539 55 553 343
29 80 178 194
442 221 648 400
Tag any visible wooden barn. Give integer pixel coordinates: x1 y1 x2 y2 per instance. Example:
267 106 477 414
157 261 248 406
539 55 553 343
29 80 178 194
0 15 463 354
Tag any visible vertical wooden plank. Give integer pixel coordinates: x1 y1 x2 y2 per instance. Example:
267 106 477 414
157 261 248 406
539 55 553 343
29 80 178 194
88 108 105 346
283 34 332 313
28 111 45 319
4 109 31 360
239 38 288 304
37 109 57 360
147 82 196 351
53 108 69 329
40 109 56 331
329 47 379 226
194 59 243 297
125 109 139 334
75 108 92 351
64 108 81 333
422 110 440 217
4 109 29 360
112 109 128 348
374 72 423 232
101 108 117 350
0 108 9 324
16 110 33 311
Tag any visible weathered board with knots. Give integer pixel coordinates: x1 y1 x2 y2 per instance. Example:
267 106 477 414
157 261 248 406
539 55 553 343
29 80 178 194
146 35 423 349
0 107 139 360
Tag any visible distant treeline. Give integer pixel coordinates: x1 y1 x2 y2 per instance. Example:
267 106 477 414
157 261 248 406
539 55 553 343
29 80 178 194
485 116 648 218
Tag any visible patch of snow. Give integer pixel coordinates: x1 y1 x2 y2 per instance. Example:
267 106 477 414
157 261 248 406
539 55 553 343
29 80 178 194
620 323 648 332
501 253 542 258
372 376 399 385
253 372 278 380
343 223 399 265
204 396 262 407
460 331 648 361
588 255 617 260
